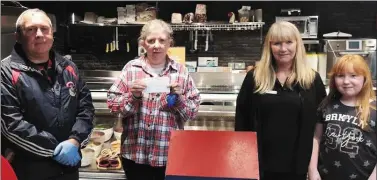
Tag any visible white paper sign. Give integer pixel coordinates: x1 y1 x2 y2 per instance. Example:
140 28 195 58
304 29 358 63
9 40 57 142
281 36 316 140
143 77 170 93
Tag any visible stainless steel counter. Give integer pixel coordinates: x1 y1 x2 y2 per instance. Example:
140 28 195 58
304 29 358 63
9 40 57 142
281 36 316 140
80 171 126 180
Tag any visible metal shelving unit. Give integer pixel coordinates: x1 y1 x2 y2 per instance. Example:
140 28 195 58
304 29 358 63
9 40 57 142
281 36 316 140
171 22 265 43
69 21 266 44
69 21 265 30
170 22 265 31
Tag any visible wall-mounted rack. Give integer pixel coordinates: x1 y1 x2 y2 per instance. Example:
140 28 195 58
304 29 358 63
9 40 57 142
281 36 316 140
68 21 266 44
69 21 265 30
171 22 265 44
170 22 265 31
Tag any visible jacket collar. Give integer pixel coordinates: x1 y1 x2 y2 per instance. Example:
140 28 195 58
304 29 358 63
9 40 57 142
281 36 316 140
10 43 66 72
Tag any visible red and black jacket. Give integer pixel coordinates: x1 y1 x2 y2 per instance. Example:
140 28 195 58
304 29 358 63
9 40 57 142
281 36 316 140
1 43 95 159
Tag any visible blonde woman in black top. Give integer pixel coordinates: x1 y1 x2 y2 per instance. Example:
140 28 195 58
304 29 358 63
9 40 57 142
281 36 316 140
235 21 327 180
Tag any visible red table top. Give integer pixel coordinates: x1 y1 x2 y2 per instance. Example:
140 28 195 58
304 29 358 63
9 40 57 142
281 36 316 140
166 130 259 179
1 155 18 180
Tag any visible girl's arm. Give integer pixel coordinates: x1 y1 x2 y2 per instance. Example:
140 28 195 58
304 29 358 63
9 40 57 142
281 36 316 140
309 123 324 172
368 165 376 180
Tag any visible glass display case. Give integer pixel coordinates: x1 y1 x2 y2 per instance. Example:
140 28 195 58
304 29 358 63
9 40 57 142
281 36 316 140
79 114 126 179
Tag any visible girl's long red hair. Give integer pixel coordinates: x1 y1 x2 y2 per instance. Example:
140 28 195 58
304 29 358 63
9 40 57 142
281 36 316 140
320 54 376 130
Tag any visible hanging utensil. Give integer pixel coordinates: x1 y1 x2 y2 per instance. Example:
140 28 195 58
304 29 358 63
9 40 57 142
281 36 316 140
209 30 214 52
125 33 130 52
111 29 116 52
189 30 195 53
205 29 209 51
194 30 198 50
116 27 119 51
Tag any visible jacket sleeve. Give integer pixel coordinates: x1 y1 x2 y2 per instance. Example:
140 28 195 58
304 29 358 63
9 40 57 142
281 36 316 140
235 71 256 131
160 69 201 122
68 66 95 148
1 66 58 157
107 64 141 117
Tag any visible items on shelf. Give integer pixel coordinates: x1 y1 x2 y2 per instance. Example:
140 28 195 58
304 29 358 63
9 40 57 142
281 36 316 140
228 12 235 23
238 6 251 22
183 13 194 24
117 5 136 24
171 13 183 24
82 12 98 24
136 3 157 22
195 4 207 23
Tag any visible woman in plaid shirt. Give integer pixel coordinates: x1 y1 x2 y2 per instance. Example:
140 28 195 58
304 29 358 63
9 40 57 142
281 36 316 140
107 19 201 180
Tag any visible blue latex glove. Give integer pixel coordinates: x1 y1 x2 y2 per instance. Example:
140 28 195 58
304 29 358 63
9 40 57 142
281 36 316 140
167 93 178 108
53 140 81 166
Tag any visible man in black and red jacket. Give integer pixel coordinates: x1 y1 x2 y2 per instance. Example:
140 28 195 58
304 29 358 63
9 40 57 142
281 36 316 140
1 8 95 180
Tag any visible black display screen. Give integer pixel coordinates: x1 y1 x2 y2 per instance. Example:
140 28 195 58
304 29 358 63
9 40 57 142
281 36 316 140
348 41 361 49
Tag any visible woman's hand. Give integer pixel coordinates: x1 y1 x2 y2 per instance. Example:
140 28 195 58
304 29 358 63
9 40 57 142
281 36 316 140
169 83 182 95
130 80 146 98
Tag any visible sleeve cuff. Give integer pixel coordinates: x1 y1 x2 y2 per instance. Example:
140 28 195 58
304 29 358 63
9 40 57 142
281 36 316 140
131 93 143 100
124 92 142 106
68 135 81 144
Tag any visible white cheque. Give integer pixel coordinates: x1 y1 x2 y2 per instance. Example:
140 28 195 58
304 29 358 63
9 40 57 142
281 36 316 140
143 76 170 93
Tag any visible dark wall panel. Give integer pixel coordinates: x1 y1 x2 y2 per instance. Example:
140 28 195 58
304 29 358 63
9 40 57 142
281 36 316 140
17 1 377 70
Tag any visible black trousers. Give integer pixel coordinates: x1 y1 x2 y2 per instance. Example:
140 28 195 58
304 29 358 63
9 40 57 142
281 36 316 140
261 171 307 180
121 158 166 180
11 154 79 180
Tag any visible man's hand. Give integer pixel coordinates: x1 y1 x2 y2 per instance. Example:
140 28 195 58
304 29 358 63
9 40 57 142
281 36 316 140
130 79 146 98
68 138 80 147
52 139 81 166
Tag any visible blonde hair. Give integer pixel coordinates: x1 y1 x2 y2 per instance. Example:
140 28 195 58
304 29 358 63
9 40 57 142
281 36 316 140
320 54 376 130
15 8 52 34
254 21 315 93
138 19 174 45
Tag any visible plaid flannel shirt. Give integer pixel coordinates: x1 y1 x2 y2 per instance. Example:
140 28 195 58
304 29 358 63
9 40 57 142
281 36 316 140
107 56 201 167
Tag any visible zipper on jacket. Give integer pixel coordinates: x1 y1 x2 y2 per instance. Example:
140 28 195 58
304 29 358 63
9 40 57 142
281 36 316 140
28 65 62 127
54 83 62 127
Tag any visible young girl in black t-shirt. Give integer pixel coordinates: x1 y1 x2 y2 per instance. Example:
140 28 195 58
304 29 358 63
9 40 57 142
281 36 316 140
308 54 376 180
